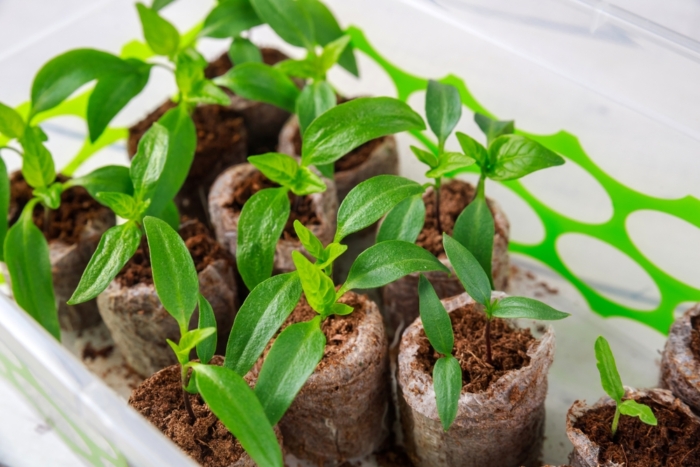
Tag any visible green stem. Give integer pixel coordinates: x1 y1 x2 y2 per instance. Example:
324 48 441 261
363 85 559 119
0 146 23 158
611 406 621 436
476 172 486 199
434 178 442 234
181 365 195 424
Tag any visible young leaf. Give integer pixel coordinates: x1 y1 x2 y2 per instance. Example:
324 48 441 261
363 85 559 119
275 58 319 80
0 157 8 261
418 275 453 355
290 166 326 196
376 194 425 244
425 152 475 179
95 192 138 219
293 220 324 259
174 328 216 364
130 122 169 205
453 193 493 286
136 3 180 57
229 37 263 65
316 243 347 269
237 187 290 290
292 251 335 316
302 97 425 167
296 81 336 137
618 400 657 426
410 145 438 168
151 0 176 10
487 135 565 181
341 240 449 292
442 234 491 307
319 35 351 72
199 0 262 38
433 355 461 431
330 302 353 316
474 113 514 146
33 183 63 210
225 272 302 375
4 201 60 340
490 296 569 321
0 102 25 139
194 364 284 467
249 0 314 49
248 153 299 188
456 132 489 168
196 293 217 364
144 216 198 330
594 336 625 404
187 80 231 106
335 175 423 242
255 317 326 425
68 165 134 198
425 80 462 146
20 127 55 189
68 221 141 304
174 48 206 96
214 63 300 113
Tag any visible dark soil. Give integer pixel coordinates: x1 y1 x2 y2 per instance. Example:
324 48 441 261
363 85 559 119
129 357 248 467
204 47 289 79
81 343 114 361
116 219 232 287
292 126 384 173
690 315 700 362
375 444 415 467
9 172 110 245
225 170 320 240
414 305 535 393
574 396 700 466
282 292 364 371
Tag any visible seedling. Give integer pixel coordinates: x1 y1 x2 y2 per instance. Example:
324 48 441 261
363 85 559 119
419 233 569 430
233 97 425 290
141 215 283 467
594 336 657 435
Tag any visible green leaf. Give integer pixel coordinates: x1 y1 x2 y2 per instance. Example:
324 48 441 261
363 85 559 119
290 166 326 196
68 221 142 304
145 103 196 218
335 175 423 242
298 0 358 76
342 240 449 292
229 37 263 65
95 192 138 219
433 355 461 431
225 272 302 375
20 127 55 189
302 97 425 167
456 132 489 168
172 327 216 365
619 400 657 426
319 35 350 72
317 243 346 269
410 145 438 168
30 49 132 116
0 102 25 139
174 48 206 96
32 183 63 210
474 113 514 146
487 135 565 181
255 317 326 425
330 302 353 316
442 234 491 307
194 364 284 467
491 296 569 321
143 216 198 330
453 192 493 287
594 336 625 404
425 80 462 146
151 0 176 10
196 294 217 364
0 157 8 261
87 59 151 142
376 194 425 244
248 153 299 189
292 251 335 316
136 3 180 57
250 0 314 49
200 0 262 38
296 81 336 137
275 58 319 80
4 201 60 340
425 152 476 179
237 187 290 290
418 275 453 355
130 122 169 205
158 199 180 231
214 63 300 113
187 80 231 106
69 165 134 199
293 220 324 259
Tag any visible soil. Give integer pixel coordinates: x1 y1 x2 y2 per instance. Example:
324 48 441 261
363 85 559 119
416 179 505 257
690 315 700 362
225 170 320 240
116 218 232 287
414 304 535 393
9 172 110 245
292 127 384 174
375 444 415 467
573 396 700 466
129 357 247 467
204 48 289 79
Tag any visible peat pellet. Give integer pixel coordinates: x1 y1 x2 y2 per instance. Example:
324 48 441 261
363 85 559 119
382 180 509 336
97 221 237 377
397 292 553 467
277 115 399 202
661 303 700 412
566 388 700 467
208 163 337 276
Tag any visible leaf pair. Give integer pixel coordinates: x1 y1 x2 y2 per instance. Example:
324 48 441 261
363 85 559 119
249 153 326 196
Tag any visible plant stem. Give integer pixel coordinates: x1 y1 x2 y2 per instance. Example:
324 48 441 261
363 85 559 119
181 366 195 424
0 146 23 158
434 178 442 234
611 406 621 436
484 317 493 366
476 173 486 200
43 207 51 239
293 193 302 215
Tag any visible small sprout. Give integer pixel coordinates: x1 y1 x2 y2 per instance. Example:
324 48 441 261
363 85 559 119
594 336 657 435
